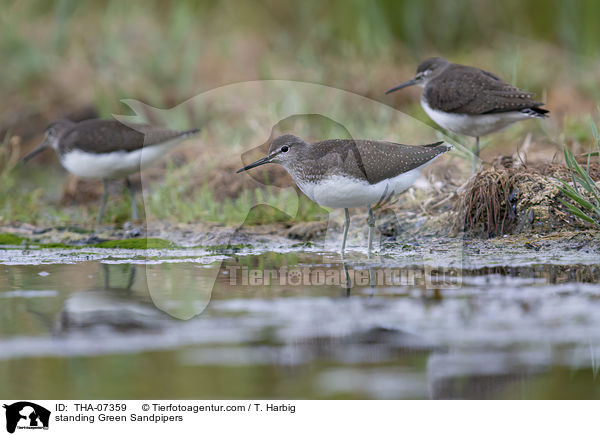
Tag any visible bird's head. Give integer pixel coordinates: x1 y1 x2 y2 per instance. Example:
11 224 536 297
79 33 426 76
386 57 450 95
23 119 75 162
236 134 307 173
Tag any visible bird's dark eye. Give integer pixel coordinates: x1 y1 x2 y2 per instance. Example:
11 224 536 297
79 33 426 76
280 145 289 153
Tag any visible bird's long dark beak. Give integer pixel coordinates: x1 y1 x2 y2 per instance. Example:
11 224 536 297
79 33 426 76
385 78 418 95
236 155 271 173
23 139 51 163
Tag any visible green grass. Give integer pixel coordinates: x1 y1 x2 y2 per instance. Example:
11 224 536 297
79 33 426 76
0 134 48 223
558 119 600 227
146 154 327 225
149 182 327 225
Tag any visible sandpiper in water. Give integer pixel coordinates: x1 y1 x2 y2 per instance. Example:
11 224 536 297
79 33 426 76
237 134 450 256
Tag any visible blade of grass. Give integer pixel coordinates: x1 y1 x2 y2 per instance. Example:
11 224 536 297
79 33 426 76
559 199 598 225
559 181 600 216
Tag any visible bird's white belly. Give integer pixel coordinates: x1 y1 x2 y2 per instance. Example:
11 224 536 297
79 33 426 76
61 140 180 179
295 169 422 209
421 98 529 137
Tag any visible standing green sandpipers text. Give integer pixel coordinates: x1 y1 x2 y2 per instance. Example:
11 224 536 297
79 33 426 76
24 119 200 222
386 57 549 172
237 134 450 256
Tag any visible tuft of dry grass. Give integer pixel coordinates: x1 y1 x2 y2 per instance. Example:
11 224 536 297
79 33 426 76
456 159 600 237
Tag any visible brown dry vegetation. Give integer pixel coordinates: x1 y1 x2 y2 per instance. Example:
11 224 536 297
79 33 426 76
456 159 600 237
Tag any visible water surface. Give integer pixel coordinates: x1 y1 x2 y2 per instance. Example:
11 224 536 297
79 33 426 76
1 241 599 399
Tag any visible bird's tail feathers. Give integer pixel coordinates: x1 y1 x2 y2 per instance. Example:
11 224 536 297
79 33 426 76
180 128 201 137
521 106 549 118
424 140 452 152
423 141 445 148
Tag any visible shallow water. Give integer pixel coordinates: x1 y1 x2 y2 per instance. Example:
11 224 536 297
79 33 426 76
1 240 599 399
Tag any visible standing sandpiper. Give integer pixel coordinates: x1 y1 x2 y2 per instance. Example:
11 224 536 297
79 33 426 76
386 57 549 171
236 134 450 256
24 119 200 222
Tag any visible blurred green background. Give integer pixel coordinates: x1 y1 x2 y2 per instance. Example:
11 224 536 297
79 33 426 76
1 0 599 224
3 0 600 121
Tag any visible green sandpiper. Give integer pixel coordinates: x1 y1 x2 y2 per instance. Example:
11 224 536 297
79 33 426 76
236 134 450 256
24 118 200 222
386 57 548 172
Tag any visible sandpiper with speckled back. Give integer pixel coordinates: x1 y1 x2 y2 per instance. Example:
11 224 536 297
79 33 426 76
24 118 200 223
237 134 450 256
386 57 549 172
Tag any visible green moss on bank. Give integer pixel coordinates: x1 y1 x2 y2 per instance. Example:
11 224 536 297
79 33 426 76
93 238 174 249
0 233 26 245
0 234 175 250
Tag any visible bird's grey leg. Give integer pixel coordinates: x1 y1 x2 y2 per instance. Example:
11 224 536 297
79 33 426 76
472 136 480 173
341 207 350 257
125 177 138 220
342 259 351 296
97 179 109 224
126 265 136 290
102 263 110 289
368 266 376 289
367 205 375 258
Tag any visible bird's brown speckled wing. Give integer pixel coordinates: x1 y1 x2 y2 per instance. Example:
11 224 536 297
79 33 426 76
302 139 449 185
60 120 198 154
424 64 545 115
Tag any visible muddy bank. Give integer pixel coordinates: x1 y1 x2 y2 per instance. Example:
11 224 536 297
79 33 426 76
1 219 599 260
0 221 291 249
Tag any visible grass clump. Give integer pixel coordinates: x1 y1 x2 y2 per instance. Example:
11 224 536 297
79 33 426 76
558 120 600 227
455 158 600 237
456 167 538 237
